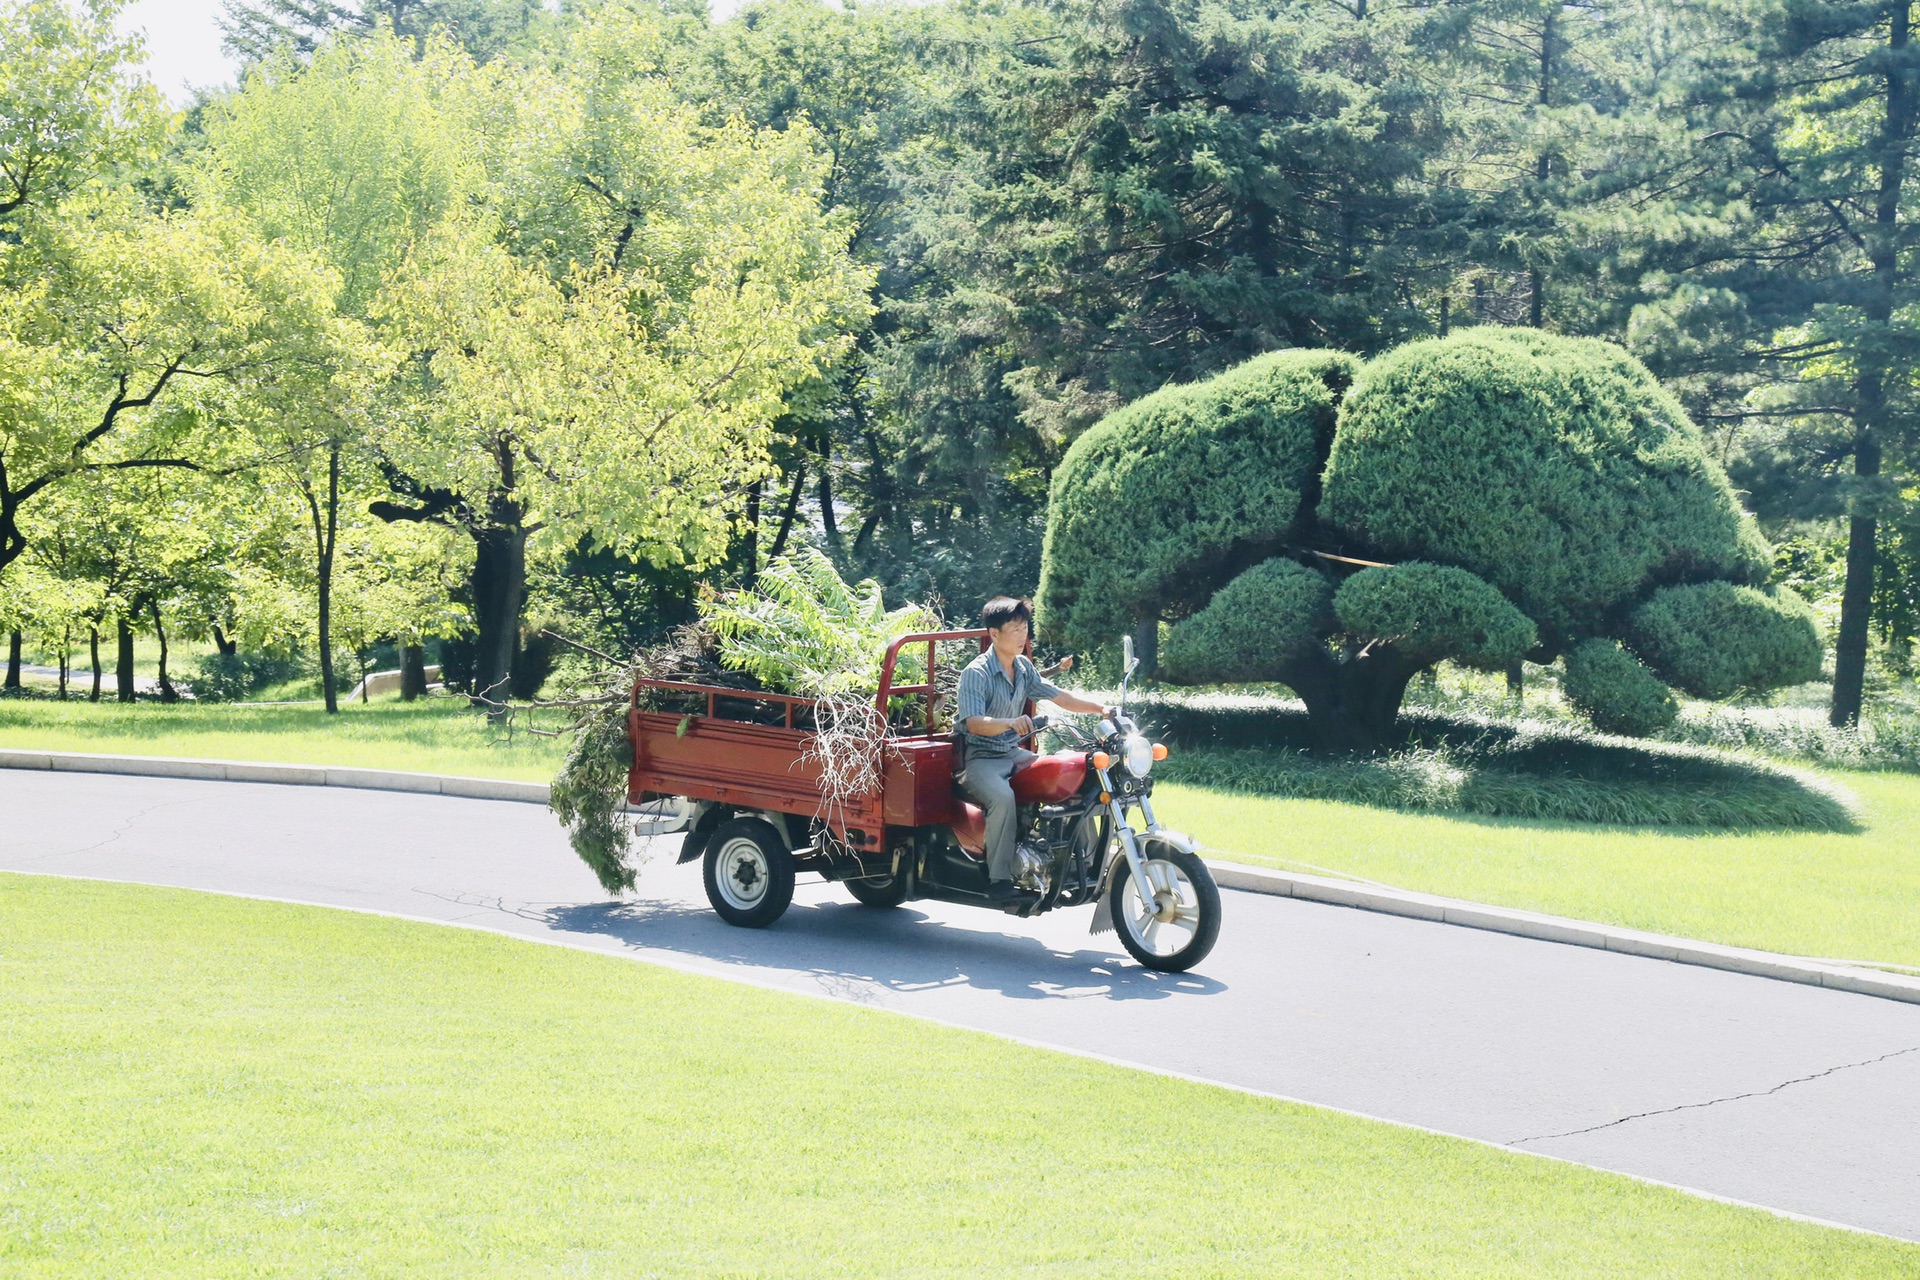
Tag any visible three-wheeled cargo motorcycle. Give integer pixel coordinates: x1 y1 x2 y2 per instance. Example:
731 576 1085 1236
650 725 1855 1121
627 631 1220 972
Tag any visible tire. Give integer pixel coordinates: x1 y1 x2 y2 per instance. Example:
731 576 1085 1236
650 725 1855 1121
845 874 910 909
1108 843 1220 972
702 817 796 928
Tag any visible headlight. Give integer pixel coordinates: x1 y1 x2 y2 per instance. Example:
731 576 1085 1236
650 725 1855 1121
1123 734 1154 778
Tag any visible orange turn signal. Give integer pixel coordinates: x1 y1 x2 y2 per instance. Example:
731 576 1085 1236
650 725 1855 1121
1099 792 1112 804
1092 751 1112 770
1152 743 1169 761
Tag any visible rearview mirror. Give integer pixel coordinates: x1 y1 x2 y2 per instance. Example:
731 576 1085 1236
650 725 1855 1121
1123 633 1138 676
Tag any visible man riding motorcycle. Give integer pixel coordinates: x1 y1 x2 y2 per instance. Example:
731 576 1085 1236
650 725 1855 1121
955 596 1113 905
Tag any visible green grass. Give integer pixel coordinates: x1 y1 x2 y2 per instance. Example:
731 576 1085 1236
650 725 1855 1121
0 697 567 782
3 875 1912 1278
1153 770 1920 969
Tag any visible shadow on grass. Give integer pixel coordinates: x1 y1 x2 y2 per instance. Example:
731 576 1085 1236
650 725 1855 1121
1136 696 1861 833
541 897 1229 1003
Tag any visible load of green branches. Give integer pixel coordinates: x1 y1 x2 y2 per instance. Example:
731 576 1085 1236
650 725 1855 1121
547 549 939 894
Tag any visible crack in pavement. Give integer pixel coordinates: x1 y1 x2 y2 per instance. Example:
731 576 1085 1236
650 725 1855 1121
1509 1043 1920 1146
412 887 566 924
15 796 197 864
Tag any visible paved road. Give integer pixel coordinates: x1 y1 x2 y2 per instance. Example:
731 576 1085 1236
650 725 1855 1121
5 769 1919 1240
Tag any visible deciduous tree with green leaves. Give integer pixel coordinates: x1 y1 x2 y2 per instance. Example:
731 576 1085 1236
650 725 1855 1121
366 13 870 712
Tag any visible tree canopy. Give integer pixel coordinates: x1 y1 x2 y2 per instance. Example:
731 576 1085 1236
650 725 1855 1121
2 0 1910 737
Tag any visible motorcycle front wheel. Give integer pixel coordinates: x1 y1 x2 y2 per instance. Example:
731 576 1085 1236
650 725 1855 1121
1109 844 1220 972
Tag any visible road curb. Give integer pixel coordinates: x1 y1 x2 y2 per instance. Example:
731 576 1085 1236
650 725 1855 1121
0 747 550 805
1206 858 1920 1007
8 746 1918 1007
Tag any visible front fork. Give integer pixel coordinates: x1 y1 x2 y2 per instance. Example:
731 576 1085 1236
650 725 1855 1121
1095 767 1172 917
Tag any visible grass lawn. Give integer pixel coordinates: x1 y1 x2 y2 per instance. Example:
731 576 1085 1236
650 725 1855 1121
0 697 567 782
2 875 1912 1278
1154 771 1920 970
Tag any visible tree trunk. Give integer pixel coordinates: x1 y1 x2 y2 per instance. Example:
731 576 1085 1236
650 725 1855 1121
469 504 527 720
1831 434 1881 727
58 626 69 700
1506 659 1524 697
852 507 884 554
3 630 19 690
1286 646 1420 753
150 602 177 703
116 617 135 703
1833 4 1912 728
1528 16 1553 331
818 457 839 548
306 446 342 716
89 625 101 702
742 479 763 584
211 624 237 657
401 644 428 700
766 463 806 564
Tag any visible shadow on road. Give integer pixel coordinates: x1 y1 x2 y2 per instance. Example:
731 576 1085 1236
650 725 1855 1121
541 896 1228 1004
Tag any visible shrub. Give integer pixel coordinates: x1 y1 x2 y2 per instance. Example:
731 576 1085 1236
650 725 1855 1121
1626 582 1823 699
187 651 303 703
1318 327 1770 644
1563 638 1678 737
1038 349 1358 647
1159 558 1335 683
1332 562 1536 669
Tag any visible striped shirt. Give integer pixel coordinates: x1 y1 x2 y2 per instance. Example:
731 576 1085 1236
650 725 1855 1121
955 650 1063 759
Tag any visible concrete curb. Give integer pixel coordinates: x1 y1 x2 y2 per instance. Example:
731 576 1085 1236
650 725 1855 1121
8 746 1918 1007
0 747 550 805
1206 858 1920 1007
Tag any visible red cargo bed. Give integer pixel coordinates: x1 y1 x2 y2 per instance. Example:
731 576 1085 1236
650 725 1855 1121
626 630 998 849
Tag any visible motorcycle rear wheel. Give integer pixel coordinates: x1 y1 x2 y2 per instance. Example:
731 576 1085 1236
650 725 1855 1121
1109 845 1220 972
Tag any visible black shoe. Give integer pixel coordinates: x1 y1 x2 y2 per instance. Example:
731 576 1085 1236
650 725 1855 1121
984 879 1038 907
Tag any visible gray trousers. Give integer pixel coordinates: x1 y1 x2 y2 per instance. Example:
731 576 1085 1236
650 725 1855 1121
960 747 1036 882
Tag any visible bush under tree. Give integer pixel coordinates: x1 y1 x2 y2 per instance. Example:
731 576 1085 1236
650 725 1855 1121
1041 329 1822 748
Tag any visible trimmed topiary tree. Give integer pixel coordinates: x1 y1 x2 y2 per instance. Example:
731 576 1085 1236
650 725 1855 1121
1318 327 1772 641
1039 349 1359 647
1623 583 1823 701
1563 639 1679 737
1040 328 1821 749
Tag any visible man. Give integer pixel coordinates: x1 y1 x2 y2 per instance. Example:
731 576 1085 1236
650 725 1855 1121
956 596 1111 902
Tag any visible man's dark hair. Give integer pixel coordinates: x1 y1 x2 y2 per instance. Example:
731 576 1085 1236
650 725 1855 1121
982 596 1034 631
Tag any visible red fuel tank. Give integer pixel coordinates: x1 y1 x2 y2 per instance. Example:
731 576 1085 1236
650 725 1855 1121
1011 751 1089 805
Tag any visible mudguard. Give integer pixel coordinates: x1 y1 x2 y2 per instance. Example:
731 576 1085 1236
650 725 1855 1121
1089 827 1196 935
676 802 728 864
